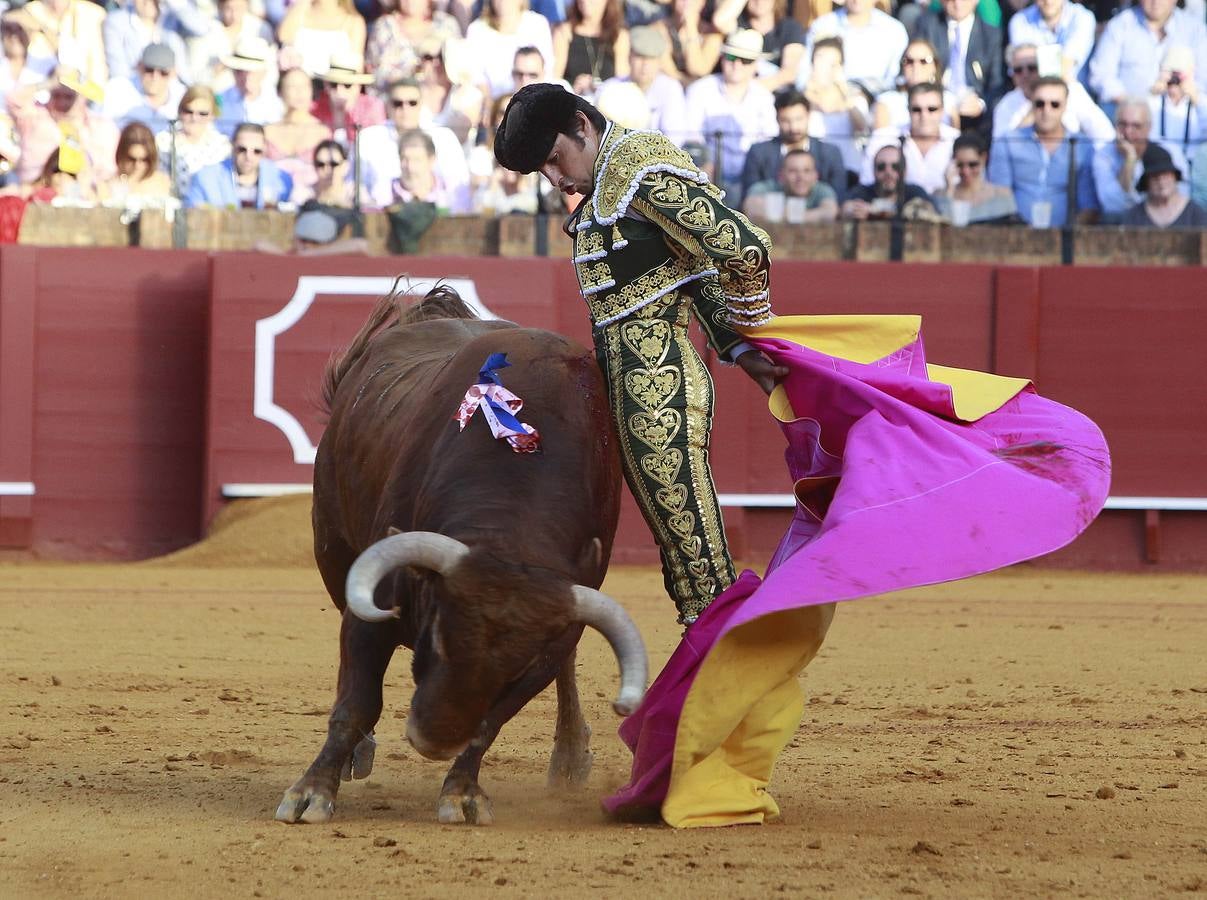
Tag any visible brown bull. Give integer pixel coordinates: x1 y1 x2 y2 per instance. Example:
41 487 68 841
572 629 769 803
275 285 646 826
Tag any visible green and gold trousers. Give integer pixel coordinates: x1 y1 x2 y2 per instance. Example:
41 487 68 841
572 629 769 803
593 289 737 624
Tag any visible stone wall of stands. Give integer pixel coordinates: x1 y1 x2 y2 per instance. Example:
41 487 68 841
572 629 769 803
1 246 1203 570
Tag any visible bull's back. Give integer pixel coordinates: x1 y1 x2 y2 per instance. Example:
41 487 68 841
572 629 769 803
316 319 620 579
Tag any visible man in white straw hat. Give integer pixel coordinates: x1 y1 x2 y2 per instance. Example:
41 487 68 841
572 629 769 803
316 51 385 144
219 36 283 131
683 28 776 201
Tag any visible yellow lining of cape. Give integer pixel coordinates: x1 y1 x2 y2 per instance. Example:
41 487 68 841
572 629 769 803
747 315 1031 424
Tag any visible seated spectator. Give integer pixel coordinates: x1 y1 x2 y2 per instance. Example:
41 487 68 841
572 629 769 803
313 53 387 144
598 25 686 142
0 22 43 113
158 85 230 193
841 143 938 219
742 88 845 200
102 0 196 86
27 146 94 203
217 37 283 134
186 121 292 208
302 137 355 206
1006 0 1095 82
466 0 555 100
5 0 108 85
360 76 471 210
263 68 331 195
1093 99 1189 223
509 45 549 93
0 113 21 188
988 75 1096 225
254 206 370 254
933 132 1018 223
277 0 367 78
595 79 650 127
469 90 538 213
908 0 1004 126
390 126 465 211
861 81 959 194
99 120 173 206
1148 46 1207 160
1121 144 1207 228
802 0 909 96
683 28 777 199
190 0 275 92
367 0 461 90
743 147 838 222
871 39 959 132
8 71 118 185
1088 0 1207 111
658 0 722 86
553 0 629 97
417 36 486 147
992 42 1113 142
103 43 185 131
801 36 870 176
712 0 806 94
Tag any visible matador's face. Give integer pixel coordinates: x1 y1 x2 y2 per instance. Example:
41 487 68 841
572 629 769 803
538 113 601 198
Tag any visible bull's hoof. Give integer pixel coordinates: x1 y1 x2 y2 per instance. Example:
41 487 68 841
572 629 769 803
547 725 593 789
275 778 337 824
437 785 494 826
340 733 377 782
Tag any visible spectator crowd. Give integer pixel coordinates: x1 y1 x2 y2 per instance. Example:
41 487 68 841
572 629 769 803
2 0 1207 241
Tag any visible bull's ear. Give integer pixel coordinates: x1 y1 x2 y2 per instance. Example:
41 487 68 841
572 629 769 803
578 537 604 573
387 525 402 536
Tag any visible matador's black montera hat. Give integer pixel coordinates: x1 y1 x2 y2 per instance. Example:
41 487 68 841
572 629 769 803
493 83 580 174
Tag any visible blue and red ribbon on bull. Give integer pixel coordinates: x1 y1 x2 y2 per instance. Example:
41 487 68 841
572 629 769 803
454 353 542 453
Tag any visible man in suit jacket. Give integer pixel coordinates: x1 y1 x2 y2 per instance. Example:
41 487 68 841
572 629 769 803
741 90 848 202
185 122 292 209
911 0 1005 125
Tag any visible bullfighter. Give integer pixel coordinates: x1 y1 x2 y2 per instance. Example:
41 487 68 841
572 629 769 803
493 83 788 626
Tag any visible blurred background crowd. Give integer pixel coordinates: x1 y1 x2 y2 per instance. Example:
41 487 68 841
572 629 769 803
2 0 1207 246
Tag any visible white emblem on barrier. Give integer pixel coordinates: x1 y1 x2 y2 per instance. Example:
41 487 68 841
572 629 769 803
254 276 495 465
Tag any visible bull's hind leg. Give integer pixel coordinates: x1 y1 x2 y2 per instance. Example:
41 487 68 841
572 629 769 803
276 613 399 824
436 627 583 825
547 649 593 789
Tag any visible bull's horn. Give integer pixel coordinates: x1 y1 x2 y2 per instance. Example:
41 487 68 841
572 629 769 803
571 586 648 716
345 533 470 623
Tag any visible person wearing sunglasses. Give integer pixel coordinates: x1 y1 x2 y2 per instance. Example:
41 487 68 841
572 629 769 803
101 119 172 206
870 38 959 132
683 28 777 200
157 84 230 194
934 132 1018 224
415 35 486 148
1091 99 1189 223
359 76 472 212
103 42 184 132
464 0 555 101
101 0 197 86
909 0 1005 128
366 0 461 90
860 81 958 195
987 75 1097 226
1005 0 1095 83
185 120 292 209
217 37 284 136
800 0 909 97
991 42 1113 142
841 142 937 219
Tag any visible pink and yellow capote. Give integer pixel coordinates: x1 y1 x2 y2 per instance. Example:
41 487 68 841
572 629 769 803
603 314 1112 827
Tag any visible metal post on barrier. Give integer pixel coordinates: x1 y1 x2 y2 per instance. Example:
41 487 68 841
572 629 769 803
711 129 723 192
889 134 907 262
170 121 186 249
1062 135 1077 265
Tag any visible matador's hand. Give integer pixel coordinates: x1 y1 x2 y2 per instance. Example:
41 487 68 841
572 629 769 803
736 349 788 395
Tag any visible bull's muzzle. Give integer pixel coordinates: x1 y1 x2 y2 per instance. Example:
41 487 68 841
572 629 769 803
405 717 470 762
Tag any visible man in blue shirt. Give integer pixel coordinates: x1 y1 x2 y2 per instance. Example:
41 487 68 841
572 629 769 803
988 76 1098 225
185 122 292 209
1006 0 1097 81
1088 0 1207 107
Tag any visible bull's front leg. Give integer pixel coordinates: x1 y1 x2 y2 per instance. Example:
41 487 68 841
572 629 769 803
276 613 399 824
437 626 584 825
547 649 592 789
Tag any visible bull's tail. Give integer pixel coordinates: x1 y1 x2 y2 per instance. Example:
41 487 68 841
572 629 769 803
321 280 479 416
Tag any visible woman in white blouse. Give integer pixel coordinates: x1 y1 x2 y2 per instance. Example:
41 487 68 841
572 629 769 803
464 0 553 99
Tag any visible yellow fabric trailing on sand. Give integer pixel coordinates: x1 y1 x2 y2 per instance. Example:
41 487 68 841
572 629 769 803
663 604 834 828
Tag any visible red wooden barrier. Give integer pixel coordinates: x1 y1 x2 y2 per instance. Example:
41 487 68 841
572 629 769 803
2 246 1204 568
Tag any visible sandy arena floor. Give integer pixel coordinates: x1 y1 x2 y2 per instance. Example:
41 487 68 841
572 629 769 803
1 497 1205 899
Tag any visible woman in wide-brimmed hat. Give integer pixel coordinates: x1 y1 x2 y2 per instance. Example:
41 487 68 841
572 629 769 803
312 51 386 141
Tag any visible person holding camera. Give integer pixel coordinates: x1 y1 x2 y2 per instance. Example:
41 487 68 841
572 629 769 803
841 143 938 220
1148 46 1206 159
1092 97 1189 222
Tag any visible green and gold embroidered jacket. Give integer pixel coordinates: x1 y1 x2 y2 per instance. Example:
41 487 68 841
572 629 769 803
573 124 774 355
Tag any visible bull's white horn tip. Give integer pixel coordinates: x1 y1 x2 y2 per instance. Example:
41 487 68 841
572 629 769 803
612 690 644 717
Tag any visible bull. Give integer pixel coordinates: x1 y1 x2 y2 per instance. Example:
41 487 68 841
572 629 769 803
275 285 646 825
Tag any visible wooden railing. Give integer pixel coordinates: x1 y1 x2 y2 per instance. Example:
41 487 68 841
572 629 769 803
16 205 1207 265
